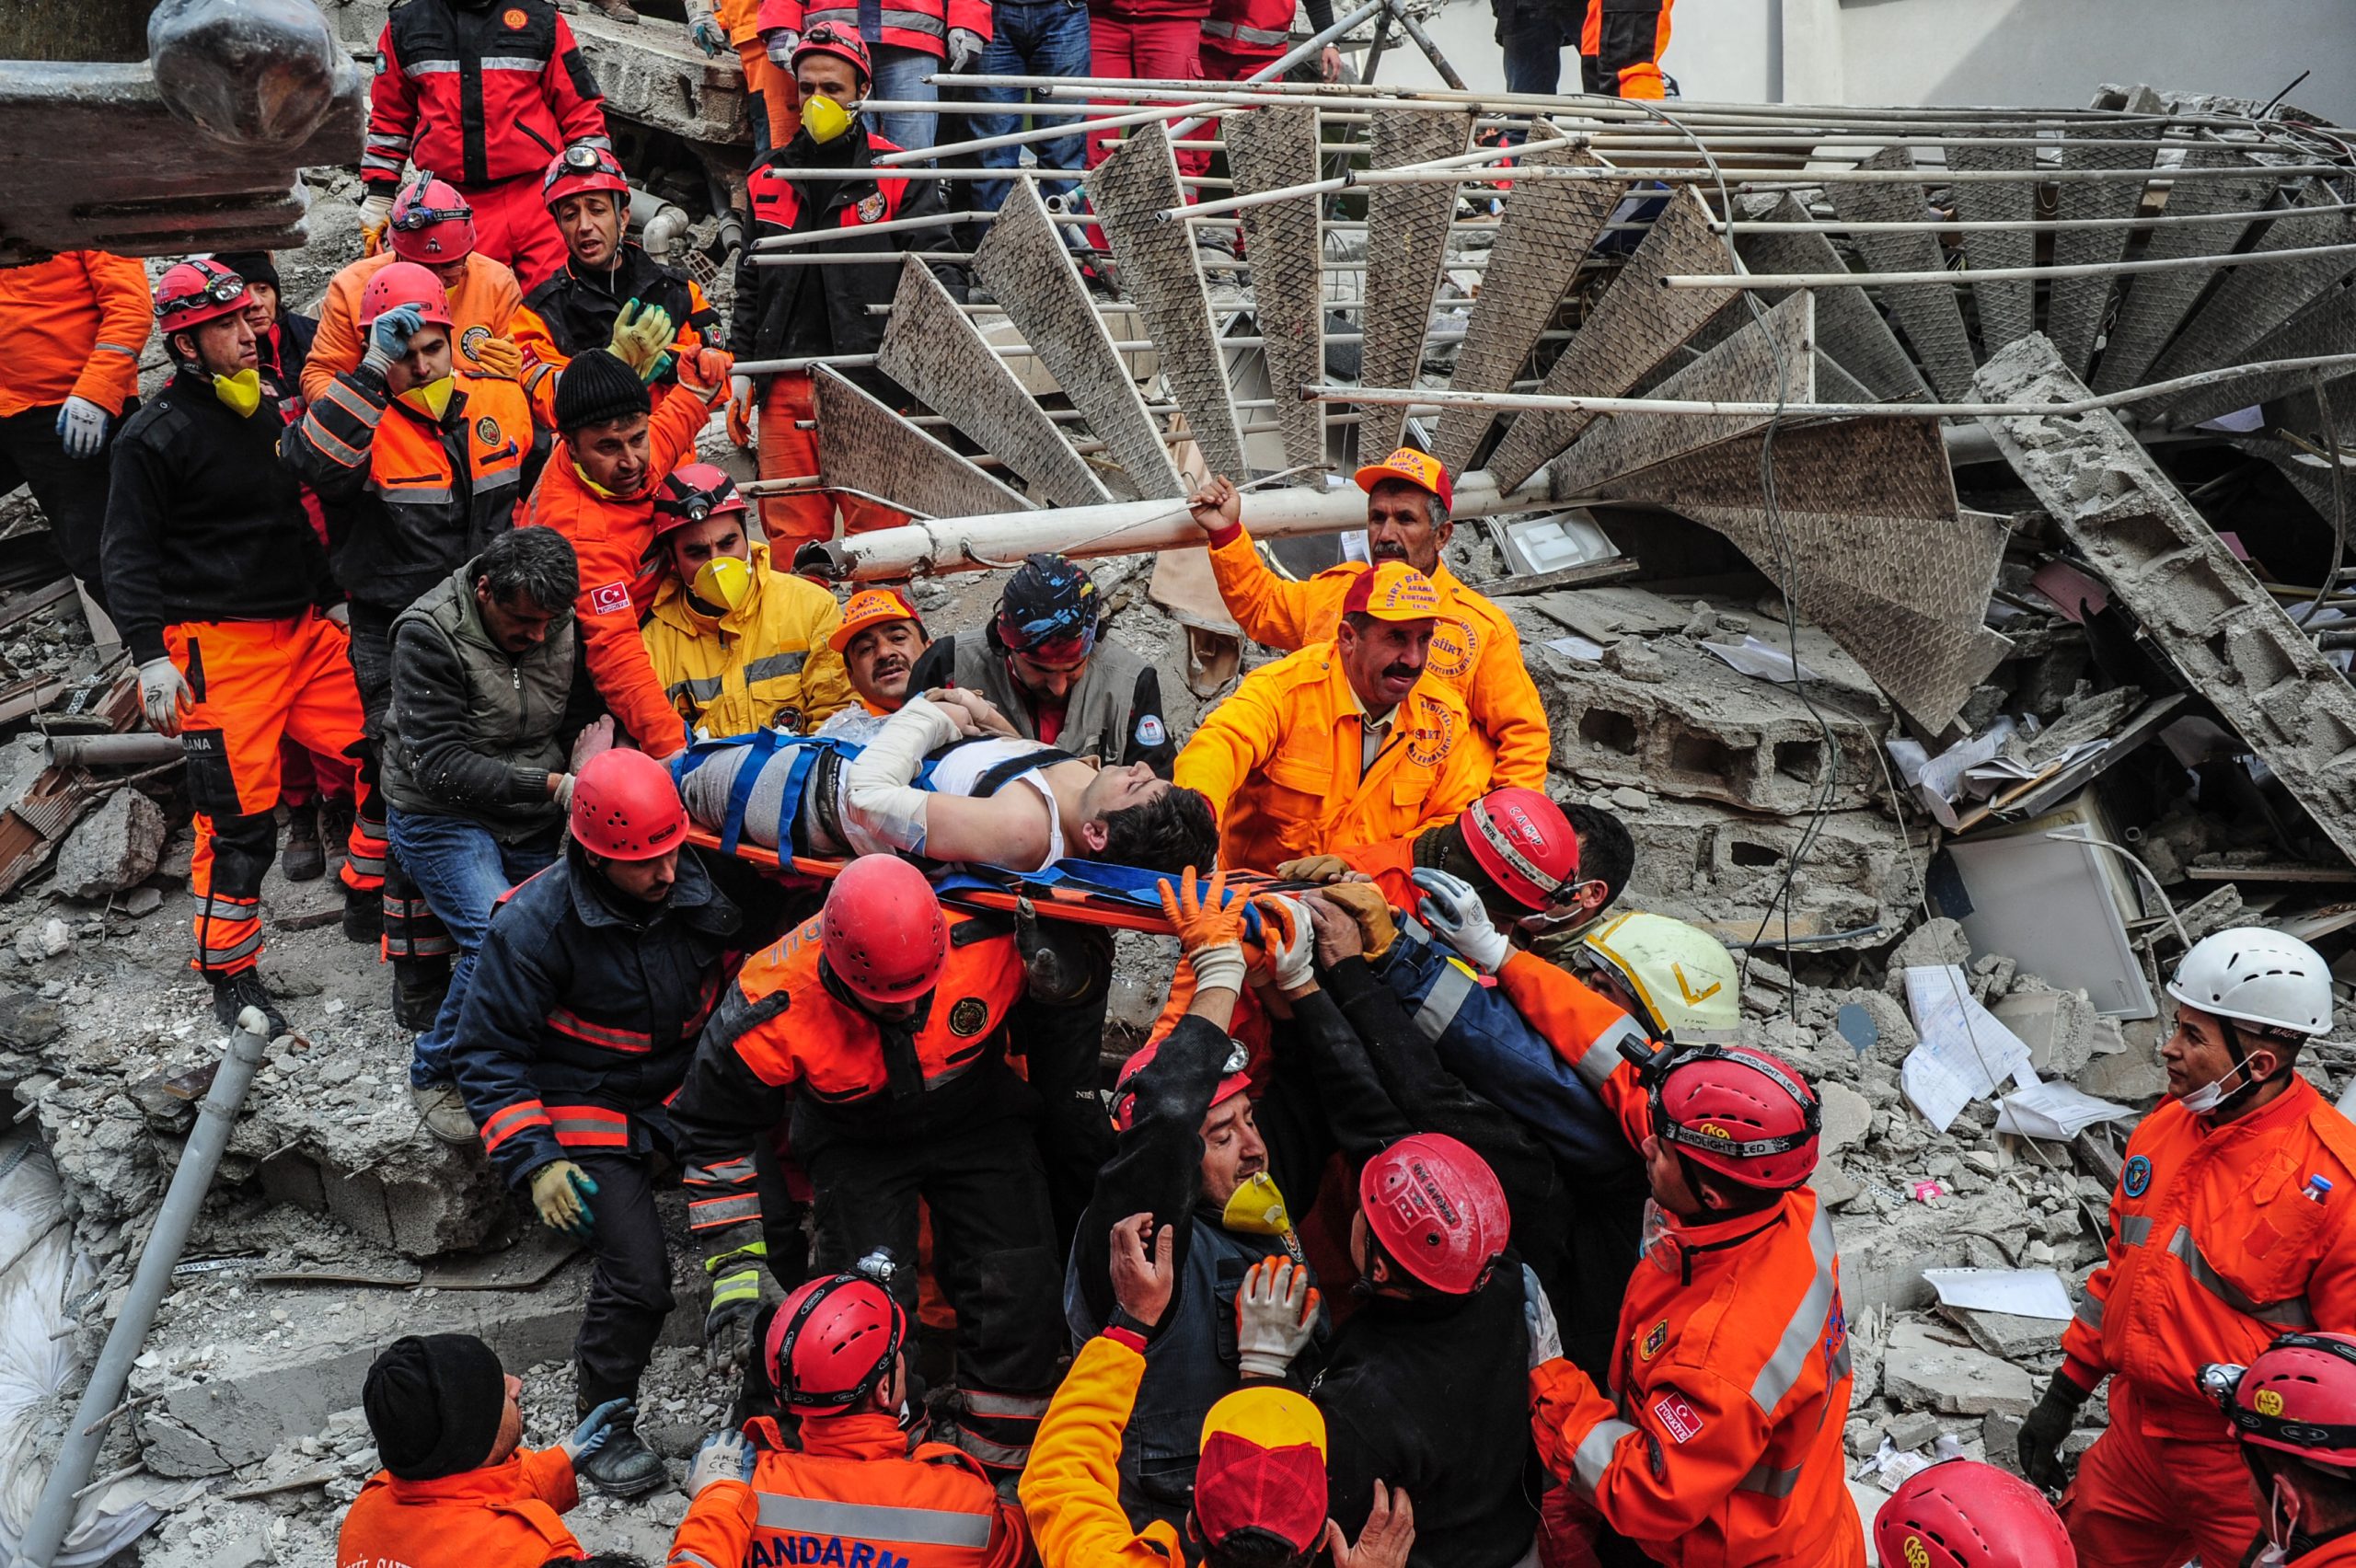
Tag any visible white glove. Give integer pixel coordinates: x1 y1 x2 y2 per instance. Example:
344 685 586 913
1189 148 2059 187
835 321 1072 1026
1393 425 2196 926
686 1428 755 1494
138 657 191 736
552 773 577 811
763 26 799 63
54 396 109 459
685 0 729 54
946 26 984 71
842 695 963 853
1260 894 1315 993
1412 867 1511 974
360 190 396 248
323 601 351 628
1522 1264 1562 1369
1189 942 1248 997
1235 1255 1320 1378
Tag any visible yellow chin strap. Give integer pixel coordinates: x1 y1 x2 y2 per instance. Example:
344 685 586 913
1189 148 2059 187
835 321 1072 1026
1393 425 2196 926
212 369 263 418
398 375 456 420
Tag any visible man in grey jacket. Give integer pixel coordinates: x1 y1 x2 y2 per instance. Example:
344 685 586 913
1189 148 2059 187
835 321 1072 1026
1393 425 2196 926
385 525 607 1142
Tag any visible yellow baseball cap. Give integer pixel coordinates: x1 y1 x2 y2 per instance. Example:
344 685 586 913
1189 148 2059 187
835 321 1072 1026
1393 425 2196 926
1340 560 1444 622
1353 446 1453 508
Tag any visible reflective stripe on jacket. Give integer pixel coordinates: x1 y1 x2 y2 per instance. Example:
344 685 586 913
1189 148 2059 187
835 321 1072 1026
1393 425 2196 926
364 0 610 190
795 0 990 59
335 1447 582 1568
0 250 150 418
2062 1074 2356 1436
642 542 855 739
1206 525 1552 791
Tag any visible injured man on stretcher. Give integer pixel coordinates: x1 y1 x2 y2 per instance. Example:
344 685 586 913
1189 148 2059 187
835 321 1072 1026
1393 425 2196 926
678 689 1218 875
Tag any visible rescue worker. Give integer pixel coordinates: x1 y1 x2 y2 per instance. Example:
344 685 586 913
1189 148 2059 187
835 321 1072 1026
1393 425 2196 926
519 343 733 762
359 0 613 286
639 463 855 739
341 1333 628 1567
1173 561 1491 874
726 24 960 559
1189 449 1551 791
382 525 606 1143
1873 1460 2075 1568
1582 0 1672 97
1197 0 1340 102
306 176 531 404
816 585 930 738
2201 1332 2356 1567
909 552 1179 775
663 1273 1030 1568
104 259 372 1035
0 248 150 610
970 0 1091 213
1082 0 1207 170
510 146 723 417
2018 927 2356 1567
214 251 316 399
763 0 987 153
668 856 1071 1480
1279 784 1588 920
1024 1213 1418 1568
683 0 799 154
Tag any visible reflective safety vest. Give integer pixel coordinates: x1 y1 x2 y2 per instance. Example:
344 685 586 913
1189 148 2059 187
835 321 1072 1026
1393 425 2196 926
1200 0 1293 53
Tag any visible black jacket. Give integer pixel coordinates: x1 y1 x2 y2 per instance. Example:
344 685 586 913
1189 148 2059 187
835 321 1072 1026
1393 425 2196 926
101 371 334 663
517 242 721 375
260 312 318 399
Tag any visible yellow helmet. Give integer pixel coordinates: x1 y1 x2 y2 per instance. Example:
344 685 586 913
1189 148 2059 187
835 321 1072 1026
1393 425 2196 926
1579 912 1740 1043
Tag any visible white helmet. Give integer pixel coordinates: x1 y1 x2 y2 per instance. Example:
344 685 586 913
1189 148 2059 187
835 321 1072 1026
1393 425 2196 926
1579 912 1740 1043
2165 927 2333 1038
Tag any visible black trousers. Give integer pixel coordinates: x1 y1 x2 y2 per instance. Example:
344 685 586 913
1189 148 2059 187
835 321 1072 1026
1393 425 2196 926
572 1152 677 1405
0 403 122 613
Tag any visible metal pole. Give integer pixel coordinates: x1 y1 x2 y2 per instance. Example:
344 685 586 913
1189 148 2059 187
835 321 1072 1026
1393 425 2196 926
44 733 184 767
1661 237 2356 289
757 209 990 250
1388 3 1468 91
1168 0 1389 139
1169 134 1576 220
1719 204 2356 234
14 1010 273 1568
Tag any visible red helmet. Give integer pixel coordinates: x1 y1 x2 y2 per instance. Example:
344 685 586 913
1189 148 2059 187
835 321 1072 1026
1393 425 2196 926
155 258 251 334
569 749 687 860
358 260 456 330
542 143 630 211
388 174 477 263
653 463 750 537
791 19 872 85
2211 1332 2356 1470
1357 1133 1508 1296
1651 1043 1820 1192
1873 1460 2075 1568
765 1274 907 1411
1461 789 1578 913
1111 1033 1253 1132
822 856 948 1005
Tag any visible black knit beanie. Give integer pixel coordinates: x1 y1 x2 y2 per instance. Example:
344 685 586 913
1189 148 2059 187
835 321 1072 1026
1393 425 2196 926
556 349 652 433
210 251 280 292
363 1333 508 1481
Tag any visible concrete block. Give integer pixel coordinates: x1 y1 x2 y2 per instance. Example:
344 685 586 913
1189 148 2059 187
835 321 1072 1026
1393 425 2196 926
1832 1194 2035 1316
1613 797 1923 955
1882 1320 2037 1417
2074 1041 2168 1104
1992 987 2100 1078
52 788 166 899
1819 1082 1873 1158
1884 1411 1942 1452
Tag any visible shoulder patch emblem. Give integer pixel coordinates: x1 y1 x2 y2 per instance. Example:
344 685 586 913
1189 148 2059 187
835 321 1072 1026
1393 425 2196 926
476 415 501 445
948 997 989 1036
588 579 633 617
1637 1320 1668 1361
460 324 491 360
1134 713 1167 748
857 192 888 225
2121 1154 2152 1199
1424 617 1477 681
1651 1390 1704 1445
503 6 528 25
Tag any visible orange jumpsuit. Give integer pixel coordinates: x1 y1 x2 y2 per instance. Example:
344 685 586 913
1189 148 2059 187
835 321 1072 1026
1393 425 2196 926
1206 527 1552 791
335 1446 582 1567
2058 1076 2356 1568
665 1412 1026 1568
0 250 149 420
1580 0 1672 98
304 251 525 407
1172 642 1492 873
516 372 725 760
716 0 799 149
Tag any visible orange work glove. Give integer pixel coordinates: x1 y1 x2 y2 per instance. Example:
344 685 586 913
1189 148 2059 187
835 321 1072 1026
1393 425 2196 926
469 334 524 380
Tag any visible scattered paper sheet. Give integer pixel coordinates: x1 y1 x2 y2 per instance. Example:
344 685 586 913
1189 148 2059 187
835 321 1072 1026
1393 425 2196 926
1698 635 1817 685
1900 965 2038 1132
1543 635 1606 662
1995 1081 2133 1141
1921 1267 2077 1322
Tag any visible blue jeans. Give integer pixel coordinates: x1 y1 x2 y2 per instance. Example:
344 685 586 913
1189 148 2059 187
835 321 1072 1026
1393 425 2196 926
970 0 1091 211
387 809 560 1087
1498 2 1576 97
870 42 941 157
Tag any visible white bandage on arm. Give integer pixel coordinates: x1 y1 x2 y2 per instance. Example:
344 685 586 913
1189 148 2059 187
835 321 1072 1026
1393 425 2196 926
841 696 964 854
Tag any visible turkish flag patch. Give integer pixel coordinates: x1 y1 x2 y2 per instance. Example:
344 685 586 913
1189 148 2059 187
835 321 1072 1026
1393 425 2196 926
588 580 632 617
1652 1390 1704 1445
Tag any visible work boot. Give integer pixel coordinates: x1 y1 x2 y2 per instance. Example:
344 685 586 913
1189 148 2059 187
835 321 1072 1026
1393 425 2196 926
572 1399 666 1496
341 888 382 945
211 970 289 1040
408 1082 478 1145
319 797 354 866
282 801 325 882
580 0 641 22
393 957 451 1032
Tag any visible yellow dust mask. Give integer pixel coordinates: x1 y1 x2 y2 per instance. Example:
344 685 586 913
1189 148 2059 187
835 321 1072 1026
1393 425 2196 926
803 93 856 144
212 369 263 418
692 554 754 613
398 375 456 421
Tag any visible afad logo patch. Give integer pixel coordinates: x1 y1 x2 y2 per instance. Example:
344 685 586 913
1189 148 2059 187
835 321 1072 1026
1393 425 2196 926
2122 1154 2152 1199
588 579 633 617
1636 1320 1668 1361
1651 1389 1704 1445
1135 713 1167 748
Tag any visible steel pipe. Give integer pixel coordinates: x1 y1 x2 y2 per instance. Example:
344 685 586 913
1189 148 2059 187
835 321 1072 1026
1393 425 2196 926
1661 237 2356 289
44 733 184 768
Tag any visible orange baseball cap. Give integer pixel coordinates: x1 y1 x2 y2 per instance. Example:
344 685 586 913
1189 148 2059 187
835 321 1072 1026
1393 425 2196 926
1340 560 1443 622
1353 446 1453 509
1194 1386 1329 1552
829 586 925 652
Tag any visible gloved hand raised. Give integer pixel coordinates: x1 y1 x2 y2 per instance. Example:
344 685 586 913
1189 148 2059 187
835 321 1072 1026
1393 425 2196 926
1521 1264 1563 1369
946 25 984 71
2017 1372 2090 1490
1253 894 1316 995
704 1237 786 1374
360 190 396 252
685 0 729 54
469 334 525 381
55 396 110 459
1235 1255 1320 1378
1274 852 1350 882
609 300 677 383
561 1397 630 1462
763 26 799 64
686 1428 756 1493
363 302 426 372
727 373 756 448
138 657 192 736
1315 882 1397 962
528 1159 599 1240
1412 867 1510 974
1159 867 1248 995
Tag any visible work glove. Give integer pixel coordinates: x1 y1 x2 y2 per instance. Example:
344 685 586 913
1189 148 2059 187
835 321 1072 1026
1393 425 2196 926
727 373 757 447
1275 852 1351 882
360 190 396 253
363 302 425 373
54 395 110 459
1159 867 1249 994
551 772 577 811
138 657 191 736
2017 1373 2090 1491
684 0 729 54
677 346 732 401
1318 881 1397 962
469 334 524 381
1521 1264 1563 1369
763 25 799 63
946 25 984 71
608 300 677 383
705 1237 786 1373
686 1428 755 1494
529 1159 600 1241
561 1397 631 1462
1234 1255 1320 1378
1413 867 1511 974
1253 894 1315 993
323 601 351 629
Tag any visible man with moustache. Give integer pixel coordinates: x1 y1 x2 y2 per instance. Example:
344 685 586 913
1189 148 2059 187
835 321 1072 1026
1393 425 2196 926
815 586 930 741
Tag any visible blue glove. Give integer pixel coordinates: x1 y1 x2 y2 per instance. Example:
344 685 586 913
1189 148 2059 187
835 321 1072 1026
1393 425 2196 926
562 1397 632 1461
367 302 425 364
55 396 109 459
